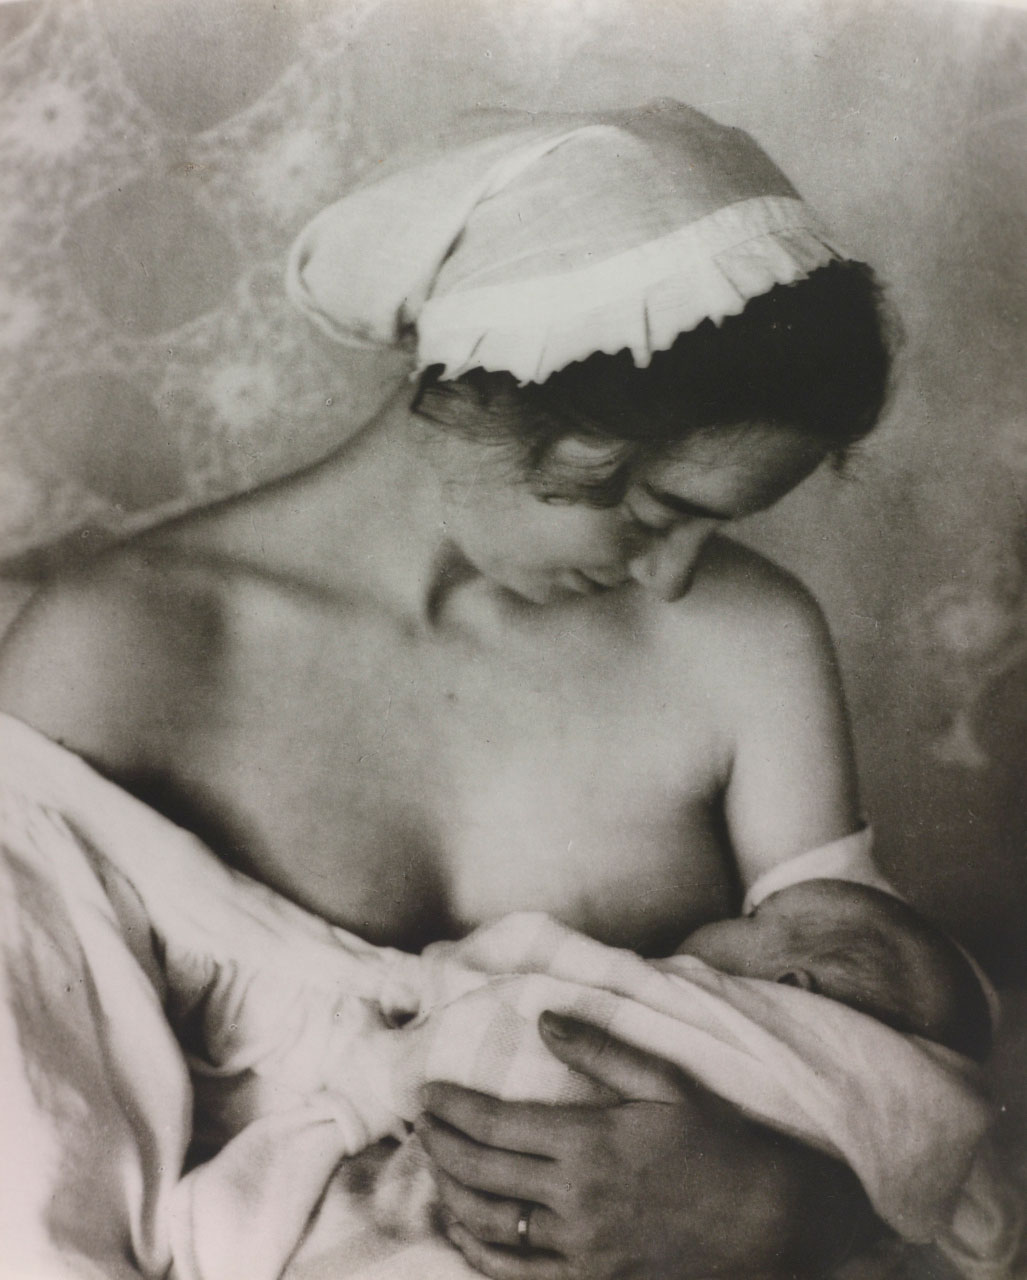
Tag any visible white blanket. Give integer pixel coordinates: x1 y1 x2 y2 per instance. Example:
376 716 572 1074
0 712 1019 1280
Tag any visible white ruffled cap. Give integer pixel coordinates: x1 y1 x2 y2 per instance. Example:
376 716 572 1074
286 101 845 385
419 196 837 383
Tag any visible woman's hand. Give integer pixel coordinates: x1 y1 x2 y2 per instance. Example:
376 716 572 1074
417 1013 876 1280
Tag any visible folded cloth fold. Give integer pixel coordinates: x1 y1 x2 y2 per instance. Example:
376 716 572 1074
0 712 1019 1280
742 826 894 913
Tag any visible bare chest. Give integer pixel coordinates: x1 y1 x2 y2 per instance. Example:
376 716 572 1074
166 591 736 954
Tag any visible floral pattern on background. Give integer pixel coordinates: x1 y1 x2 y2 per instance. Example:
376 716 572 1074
0 0 389 562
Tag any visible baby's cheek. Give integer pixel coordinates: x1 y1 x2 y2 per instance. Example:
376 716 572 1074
676 918 772 977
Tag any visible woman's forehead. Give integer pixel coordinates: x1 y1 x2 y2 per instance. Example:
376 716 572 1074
642 425 827 517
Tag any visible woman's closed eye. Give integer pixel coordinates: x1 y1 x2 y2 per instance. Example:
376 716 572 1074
624 483 733 534
628 515 676 542
623 492 689 535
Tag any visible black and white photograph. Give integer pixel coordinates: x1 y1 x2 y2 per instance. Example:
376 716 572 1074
0 0 1025 1276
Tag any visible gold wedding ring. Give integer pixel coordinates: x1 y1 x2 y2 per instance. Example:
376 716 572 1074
516 1204 533 1251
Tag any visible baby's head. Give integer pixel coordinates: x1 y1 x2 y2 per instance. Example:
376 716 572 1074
678 880 992 1060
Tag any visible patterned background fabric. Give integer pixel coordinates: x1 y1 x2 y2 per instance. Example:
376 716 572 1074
0 0 1024 970
0 0 404 562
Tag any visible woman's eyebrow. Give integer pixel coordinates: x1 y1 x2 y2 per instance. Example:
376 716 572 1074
642 484 732 520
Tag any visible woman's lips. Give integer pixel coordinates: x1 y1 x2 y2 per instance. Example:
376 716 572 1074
566 571 626 593
563 571 601 594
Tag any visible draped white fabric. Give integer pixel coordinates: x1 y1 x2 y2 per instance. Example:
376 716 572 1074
0 712 1020 1280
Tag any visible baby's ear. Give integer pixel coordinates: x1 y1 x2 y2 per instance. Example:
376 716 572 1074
775 967 817 992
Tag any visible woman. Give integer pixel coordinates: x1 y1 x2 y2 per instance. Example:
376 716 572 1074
0 102 944 1278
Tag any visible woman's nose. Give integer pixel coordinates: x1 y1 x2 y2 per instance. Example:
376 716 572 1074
627 523 713 601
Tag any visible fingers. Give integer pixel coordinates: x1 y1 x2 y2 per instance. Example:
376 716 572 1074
444 1221 568 1280
537 1013 686 1102
434 1169 561 1252
417 1113 560 1203
422 1083 572 1158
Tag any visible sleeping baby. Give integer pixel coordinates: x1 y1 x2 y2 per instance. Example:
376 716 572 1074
674 877 991 1058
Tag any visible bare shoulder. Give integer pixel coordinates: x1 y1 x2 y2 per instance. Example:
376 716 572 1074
687 533 848 739
671 533 836 677
0 544 230 774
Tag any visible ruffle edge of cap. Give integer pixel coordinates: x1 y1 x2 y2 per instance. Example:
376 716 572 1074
416 197 845 384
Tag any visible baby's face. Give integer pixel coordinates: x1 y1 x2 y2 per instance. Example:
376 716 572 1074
676 880 990 1058
675 893 810 984
675 879 938 996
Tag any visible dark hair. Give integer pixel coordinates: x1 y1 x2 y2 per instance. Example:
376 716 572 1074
412 260 895 504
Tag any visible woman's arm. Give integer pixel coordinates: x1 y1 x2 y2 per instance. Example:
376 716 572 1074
716 551 863 894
